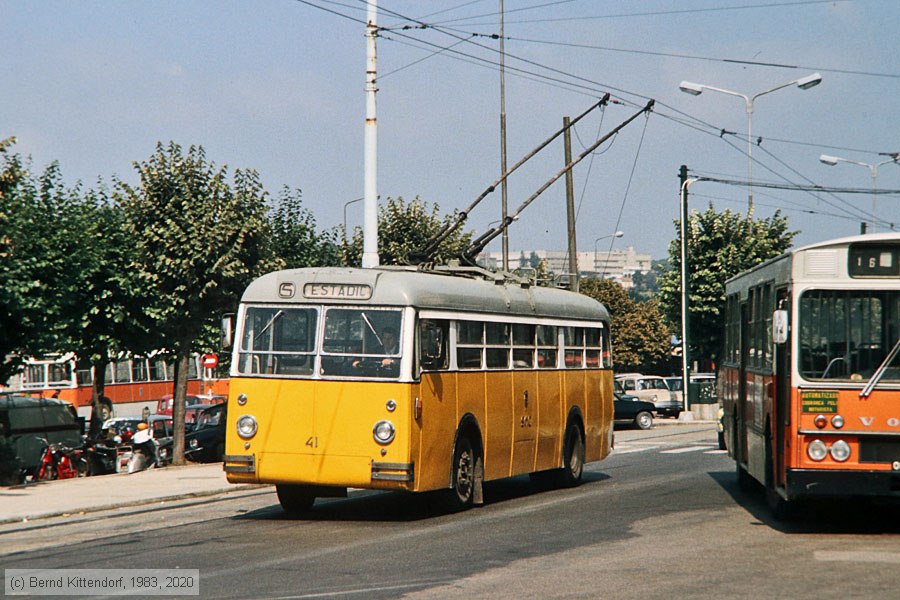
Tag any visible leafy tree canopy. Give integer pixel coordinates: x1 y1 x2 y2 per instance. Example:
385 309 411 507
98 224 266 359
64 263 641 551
656 205 796 367
579 277 672 374
269 187 339 269
342 196 474 266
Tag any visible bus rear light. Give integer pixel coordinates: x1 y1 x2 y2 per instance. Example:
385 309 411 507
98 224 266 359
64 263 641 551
807 439 828 461
830 440 851 462
814 415 827 429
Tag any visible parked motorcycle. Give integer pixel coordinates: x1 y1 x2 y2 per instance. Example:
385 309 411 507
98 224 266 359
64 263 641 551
34 438 89 481
126 423 158 474
81 436 119 475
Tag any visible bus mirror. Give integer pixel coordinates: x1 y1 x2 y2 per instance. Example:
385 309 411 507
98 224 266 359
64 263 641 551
773 310 788 344
221 314 235 349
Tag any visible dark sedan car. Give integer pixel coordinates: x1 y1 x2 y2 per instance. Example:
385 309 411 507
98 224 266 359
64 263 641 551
614 392 655 430
185 403 226 462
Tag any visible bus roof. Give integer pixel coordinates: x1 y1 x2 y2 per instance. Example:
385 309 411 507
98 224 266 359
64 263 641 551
241 267 609 323
725 232 900 286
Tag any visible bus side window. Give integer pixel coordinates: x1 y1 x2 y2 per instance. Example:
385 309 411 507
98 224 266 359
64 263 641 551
419 319 449 371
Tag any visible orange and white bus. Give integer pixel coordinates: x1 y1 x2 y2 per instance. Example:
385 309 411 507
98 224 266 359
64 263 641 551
224 266 614 512
4 353 229 420
721 233 900 515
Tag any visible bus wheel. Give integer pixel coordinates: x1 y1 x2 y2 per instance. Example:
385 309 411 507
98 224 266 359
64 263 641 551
735 462 754 492
559 423 585 487
276 484 316 514
448 436 476 511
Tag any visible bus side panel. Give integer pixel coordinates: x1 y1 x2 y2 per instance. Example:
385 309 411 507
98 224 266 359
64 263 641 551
511 370 538 475
585 370 613 463
534 370 563 471
562 370 586 451
414 372 458 492
468 371 512 481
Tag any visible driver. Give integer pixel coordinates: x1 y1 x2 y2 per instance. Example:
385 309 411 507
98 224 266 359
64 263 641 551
353 327 399 370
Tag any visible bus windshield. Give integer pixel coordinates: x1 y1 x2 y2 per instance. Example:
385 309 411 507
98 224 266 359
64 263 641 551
235 305 403 379
799 289 900 382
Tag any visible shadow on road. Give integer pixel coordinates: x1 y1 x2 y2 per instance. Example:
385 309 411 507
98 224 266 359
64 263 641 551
236 472 611 523
710 470 900 534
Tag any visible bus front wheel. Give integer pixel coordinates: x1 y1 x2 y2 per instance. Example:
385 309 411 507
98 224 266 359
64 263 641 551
276 484 316 514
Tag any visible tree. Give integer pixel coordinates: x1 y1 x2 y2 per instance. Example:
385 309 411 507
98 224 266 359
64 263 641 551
657 205 796 369
115 142 279 464
341 196 473 266
0 139 93 383
579 277 672 373
269 187 339 268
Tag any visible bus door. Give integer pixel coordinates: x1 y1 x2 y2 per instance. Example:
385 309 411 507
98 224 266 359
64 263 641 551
737 302 750 465
772 291 791 487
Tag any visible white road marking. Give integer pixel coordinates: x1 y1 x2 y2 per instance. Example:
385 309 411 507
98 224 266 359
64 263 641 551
815 550 900 564
660 446 709 454
613 446 660 454
704 449 728 455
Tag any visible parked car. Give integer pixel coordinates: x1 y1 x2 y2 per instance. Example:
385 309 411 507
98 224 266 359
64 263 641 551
1 394 84 482
147 415 175 465
185 402 226 462
615 373 681 418
156 393 226 416
613 385 655 430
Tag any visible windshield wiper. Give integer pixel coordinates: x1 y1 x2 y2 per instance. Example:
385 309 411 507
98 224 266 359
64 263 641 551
860 336 900 398
257 310 285 339
360 312 383 347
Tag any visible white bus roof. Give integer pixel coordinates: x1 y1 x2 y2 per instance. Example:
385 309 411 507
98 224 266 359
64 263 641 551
241 267 609 323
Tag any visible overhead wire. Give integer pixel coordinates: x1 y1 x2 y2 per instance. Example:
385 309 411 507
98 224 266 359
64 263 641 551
302 0 893 234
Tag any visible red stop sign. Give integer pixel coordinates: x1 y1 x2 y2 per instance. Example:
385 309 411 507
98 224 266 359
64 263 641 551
202 353 219 369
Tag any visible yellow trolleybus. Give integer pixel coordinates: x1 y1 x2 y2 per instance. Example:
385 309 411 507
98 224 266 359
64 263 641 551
224 266 614 512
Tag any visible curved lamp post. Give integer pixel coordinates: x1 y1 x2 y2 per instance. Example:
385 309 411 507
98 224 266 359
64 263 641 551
593 231 624 276
820 154 900 233
679 73 822 212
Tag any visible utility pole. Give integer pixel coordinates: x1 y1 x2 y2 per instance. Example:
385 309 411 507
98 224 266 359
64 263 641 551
499 0 509 271
679 164 693 416
362 1 379 268
564 116 578 292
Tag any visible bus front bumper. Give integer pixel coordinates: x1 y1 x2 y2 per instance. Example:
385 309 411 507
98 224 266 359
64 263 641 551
786 468 900 500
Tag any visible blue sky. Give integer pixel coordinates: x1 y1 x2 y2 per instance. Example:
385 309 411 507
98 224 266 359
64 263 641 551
3 0 899 260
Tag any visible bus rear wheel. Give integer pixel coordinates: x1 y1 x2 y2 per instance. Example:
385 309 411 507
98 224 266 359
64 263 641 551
276 484 316 514
448 436 476 512
559 423 585 487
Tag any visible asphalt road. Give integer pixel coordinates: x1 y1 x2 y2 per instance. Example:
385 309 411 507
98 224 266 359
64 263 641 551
3 423 899 599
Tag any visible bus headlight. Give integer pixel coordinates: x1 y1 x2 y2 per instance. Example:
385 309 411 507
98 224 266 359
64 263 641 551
831 415 845 429
830 440 851 462
190 438 199 449
373 420 395 444
236 415 258 439
807 439 828 461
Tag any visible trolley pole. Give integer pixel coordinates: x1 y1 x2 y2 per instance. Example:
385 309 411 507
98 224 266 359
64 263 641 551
564 116 578 292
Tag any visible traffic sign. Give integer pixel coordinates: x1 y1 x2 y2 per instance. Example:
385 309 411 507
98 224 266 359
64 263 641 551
202 353 219 369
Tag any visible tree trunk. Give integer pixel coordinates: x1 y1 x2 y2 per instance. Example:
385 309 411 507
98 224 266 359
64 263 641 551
171 350 190 466
89 357 108 439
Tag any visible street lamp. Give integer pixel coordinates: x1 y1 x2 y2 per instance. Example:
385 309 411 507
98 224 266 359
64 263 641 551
593 230 624 276
679 73 822 212
343 197 364 242
819 154 900 233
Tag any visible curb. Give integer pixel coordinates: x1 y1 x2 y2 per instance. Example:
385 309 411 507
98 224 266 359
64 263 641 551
0 483 267 526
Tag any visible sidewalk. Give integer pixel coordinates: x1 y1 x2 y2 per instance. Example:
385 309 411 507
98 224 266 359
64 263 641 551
0 462 263 525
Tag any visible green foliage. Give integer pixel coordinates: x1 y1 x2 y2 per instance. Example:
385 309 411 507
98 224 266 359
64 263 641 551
269 187 340 268
341 196 473 266
579 277 672 373
657 205 796 367
0 140 98 381
115 142 280 352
